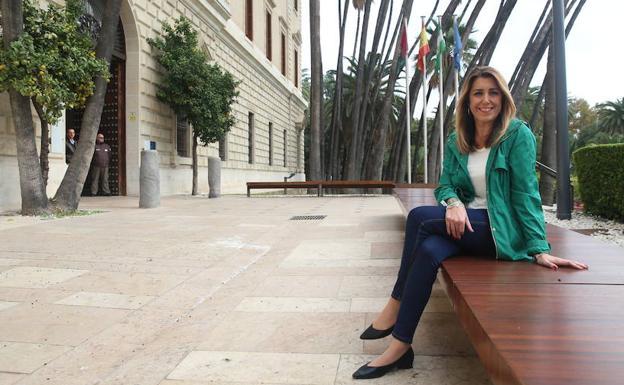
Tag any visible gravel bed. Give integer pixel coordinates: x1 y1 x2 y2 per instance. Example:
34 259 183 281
543 206 624 248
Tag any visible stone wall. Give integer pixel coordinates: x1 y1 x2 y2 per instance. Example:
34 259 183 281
0 0 307 211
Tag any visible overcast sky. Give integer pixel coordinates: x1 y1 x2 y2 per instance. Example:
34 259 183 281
301 0 621 108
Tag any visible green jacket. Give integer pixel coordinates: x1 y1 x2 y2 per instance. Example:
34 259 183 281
434 119 551 261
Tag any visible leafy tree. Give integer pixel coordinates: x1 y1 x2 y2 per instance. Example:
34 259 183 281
568 98 596 143
596 98 624 136
1 0 47 214
148 17 239 195
0 0 109 186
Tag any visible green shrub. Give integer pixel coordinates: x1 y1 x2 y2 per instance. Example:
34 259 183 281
573 143 624 221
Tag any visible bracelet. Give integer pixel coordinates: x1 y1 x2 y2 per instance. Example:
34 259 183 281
447 200 464 208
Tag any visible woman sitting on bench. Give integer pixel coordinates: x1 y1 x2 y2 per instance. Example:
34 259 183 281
352 66 589 380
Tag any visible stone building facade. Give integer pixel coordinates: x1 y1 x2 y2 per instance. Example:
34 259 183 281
0 0 307 211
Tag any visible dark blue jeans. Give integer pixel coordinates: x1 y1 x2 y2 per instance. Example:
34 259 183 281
391 206 496 343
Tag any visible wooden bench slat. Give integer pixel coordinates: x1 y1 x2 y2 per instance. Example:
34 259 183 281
444 280 624 385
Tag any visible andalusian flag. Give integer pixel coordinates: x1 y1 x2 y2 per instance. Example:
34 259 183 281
453 17 462 71
398 19 408 72
417 21 430 73
435 26 447 72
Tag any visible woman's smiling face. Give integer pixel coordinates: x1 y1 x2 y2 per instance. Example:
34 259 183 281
469 76 502 127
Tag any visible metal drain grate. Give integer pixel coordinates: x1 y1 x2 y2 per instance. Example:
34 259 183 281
289 215 326 221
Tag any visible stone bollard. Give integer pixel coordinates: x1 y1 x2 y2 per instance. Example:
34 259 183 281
208 156 221 198
139 150 160 208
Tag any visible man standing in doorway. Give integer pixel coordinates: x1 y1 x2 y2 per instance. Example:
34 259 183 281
91 133 112 196
65 129 77 164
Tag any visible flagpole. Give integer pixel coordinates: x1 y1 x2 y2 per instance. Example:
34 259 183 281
437 15 444 175
404 17 412 184
421 16 428 184
453 14 462 115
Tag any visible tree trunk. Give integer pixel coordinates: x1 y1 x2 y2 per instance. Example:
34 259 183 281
192 132 199 195
354 0 391 176
509 0 550 88
412 85 434 182
509 2 553 110
345 0 373 180
352 9 362 59
458 0 473 22
539 47 556 206
464 0 518 79
410 117 424 182
309 0 322 180
328 0 349 180
378 0 396 63
2 0 48 215
32 101 50 187
52 0 122 210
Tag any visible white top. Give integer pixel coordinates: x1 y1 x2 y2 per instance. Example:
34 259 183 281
467 147 491 209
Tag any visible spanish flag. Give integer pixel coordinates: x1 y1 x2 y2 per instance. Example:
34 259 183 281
417 21 430 73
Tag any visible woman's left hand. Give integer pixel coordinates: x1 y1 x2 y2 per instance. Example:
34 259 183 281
534 253 589 270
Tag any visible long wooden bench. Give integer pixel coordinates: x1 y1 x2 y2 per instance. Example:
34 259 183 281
246 180 395 197
393 186 624 385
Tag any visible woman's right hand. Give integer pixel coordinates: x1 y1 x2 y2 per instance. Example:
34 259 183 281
445 205 474 240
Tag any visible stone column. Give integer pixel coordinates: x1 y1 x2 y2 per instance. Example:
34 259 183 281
208 156 221 198
139 150 160 208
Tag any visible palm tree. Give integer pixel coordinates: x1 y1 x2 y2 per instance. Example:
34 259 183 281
322 56 404 180
597 98 624 135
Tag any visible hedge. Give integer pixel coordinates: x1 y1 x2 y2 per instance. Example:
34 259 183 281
573 143 624 221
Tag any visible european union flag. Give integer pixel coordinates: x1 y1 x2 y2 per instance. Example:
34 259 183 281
453 18 462 71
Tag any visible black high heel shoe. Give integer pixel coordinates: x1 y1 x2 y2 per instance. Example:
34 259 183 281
352 347 414 379
359 323 394 340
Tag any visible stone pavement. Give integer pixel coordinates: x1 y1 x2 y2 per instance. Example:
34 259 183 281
0 195 491 385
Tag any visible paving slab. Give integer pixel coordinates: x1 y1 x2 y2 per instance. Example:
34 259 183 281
0 267 87 289
0 342 71 374
54 291 155 310
0 196 489 384
167 351 340 384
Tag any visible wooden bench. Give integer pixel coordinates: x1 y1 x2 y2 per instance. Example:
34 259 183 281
246 180 396 197
393 186 624 385
246 181 322 197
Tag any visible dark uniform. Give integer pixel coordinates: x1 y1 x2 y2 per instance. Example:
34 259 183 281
91 141 112 195
65 139 76 164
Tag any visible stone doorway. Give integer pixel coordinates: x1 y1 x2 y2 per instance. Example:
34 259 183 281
66 21 126 196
